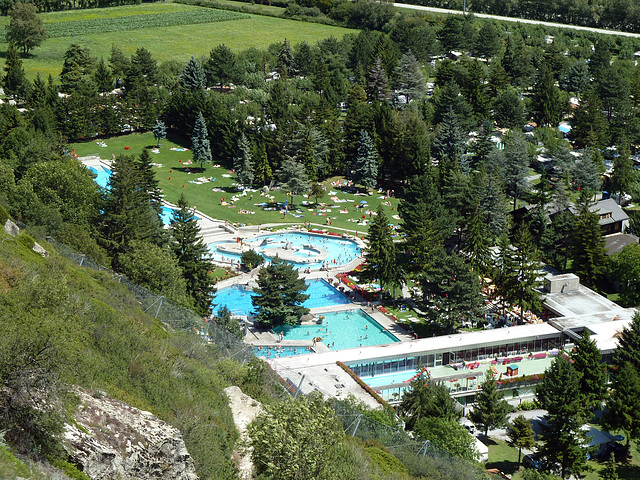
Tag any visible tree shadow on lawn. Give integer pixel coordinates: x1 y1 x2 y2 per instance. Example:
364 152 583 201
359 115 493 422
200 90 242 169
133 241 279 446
485 460 520 476
617 462 640 478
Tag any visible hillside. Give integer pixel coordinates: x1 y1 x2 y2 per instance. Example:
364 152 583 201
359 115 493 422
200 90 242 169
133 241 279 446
0 223 282 479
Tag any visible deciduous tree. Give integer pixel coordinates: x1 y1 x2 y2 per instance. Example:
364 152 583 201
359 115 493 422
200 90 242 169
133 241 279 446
6 2 46 54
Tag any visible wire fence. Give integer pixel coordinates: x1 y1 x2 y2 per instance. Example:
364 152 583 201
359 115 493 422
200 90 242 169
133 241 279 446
46 235 486 479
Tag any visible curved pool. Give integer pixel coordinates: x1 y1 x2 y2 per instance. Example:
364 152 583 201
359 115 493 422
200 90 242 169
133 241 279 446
208 232 362 269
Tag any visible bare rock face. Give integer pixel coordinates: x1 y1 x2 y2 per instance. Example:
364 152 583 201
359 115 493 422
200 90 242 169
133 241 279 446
4 219 19 236
64 388 199 480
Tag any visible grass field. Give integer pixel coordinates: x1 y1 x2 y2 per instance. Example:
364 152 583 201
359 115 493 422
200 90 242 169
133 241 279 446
0 2 355 79
71 132 401 235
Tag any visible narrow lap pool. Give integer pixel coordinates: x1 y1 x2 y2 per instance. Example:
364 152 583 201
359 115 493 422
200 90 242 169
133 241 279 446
253 345 314 358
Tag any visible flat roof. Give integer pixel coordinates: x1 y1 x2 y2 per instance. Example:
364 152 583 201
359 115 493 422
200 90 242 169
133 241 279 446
271 323 561 370
587 316 634 353
543 284 626 317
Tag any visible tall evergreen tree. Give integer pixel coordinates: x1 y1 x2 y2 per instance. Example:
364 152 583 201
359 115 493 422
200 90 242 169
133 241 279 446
251 257 309 327
503 131 531 211
205 44 238 91
93 57 113 94
101 154 165 264
604 361 640 456
170 193 215 316
432 108 466 183
276 155 310 204
572 150 603 195
180 56 206 91
571 194 607 288
395 50 425 103
502 224 542 322
191 112 212 169
3 43 29 101
537 356 589 480
464 197 491 274
276 38 295 79
353 130 379 190
130 47 158 85
368 56 389 102
233 132 254 186
399 373 460 430
613 311 640 371
609 146 635 203
152 119 166 147
571 330 606 413
469 371 511 436
507 415 535 465
253 144 273 186
531 64 565 127
361 205 402 300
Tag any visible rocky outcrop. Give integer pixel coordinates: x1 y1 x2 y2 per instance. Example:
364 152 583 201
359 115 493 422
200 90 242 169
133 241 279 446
64 388 198 480
3 219 19 236
224 386 264 480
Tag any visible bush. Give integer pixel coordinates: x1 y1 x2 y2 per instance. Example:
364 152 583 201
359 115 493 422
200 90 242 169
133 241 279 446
240 249 264 270
0 204 10 225
517 399 540 411
16 232 35 250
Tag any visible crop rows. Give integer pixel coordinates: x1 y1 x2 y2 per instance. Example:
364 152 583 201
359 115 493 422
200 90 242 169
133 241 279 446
39 9 248 39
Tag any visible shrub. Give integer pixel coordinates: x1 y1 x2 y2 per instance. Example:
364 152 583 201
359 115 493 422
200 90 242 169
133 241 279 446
517 399 540 411
0 204 10 225
241 249 264 270
16 232 35 250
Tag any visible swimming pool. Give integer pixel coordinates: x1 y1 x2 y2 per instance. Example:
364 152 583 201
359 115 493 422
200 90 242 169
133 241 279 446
253 345 314 359
213 279 350 315
88 166 112 189
87 166 197 224
274 309 399 351
208 232 362 269
359 370 418 388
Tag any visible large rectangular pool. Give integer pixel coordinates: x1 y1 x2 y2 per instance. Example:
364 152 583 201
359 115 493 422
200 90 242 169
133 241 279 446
213 279 350 315
274 309 399 351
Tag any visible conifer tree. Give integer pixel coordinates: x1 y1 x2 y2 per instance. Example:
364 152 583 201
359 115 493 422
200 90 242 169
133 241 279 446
604 362 640 456
503 130 531 211
368 56 389 102
432 108 466 182
253 144 273 186
571 194 607 288
101 154 165 264
135 149 163 214
469 371 511 436
180 56 206 91
170 193 215 315
276 38 295 79
205 44 237 91
395 50 425 103
610 145 635 203
152 119 166 147
399 373 460 430
572 149 603 195
233 132 254 186
537 356 589 480
93 57 113 94
531 64 565 127
601 452 619 480
3 43 29 101
191 112 212 169
354 130 379 190
571 330 606 413
361 205 402 301
507 415 535 465
465 197 491 274
251 257 309 327
613 311 640 371
276 155 310 205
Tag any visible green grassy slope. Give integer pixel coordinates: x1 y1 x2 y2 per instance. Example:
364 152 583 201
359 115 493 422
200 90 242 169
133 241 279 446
0 3 355 79
0 227 283 479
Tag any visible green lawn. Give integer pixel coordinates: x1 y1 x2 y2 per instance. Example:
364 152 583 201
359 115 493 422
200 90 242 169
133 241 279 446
0 3 355 79
71 132 401 235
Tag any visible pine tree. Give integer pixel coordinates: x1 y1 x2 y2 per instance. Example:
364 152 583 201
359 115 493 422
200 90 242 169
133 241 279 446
507 415 535 465
109 44 129 84
205 44 237 91
170 193 215 316
610 146 635 203
251 257 309 327
502 224 542 323
571 330 606 413
368 56 389 102
399 373 460 430
3 43 29 101
537 356 589 480
276 38 295 79
354 130 379 190
101 154 165 264
572 150 603 196
135 149 163 215
253 144 272 186
276 155 310 204
600 452 619 480
531 64 565 127
604 362 640 456
130 47 158 85
93 57 113 94
286 123 329 181
152 119 166 147
465 197 491 274
613 311 640 371
213 305 243 340
477 172 509 241
191 112 212 169
361 205 402 301
432 108 467 182
233 132 254 186
180 56 206 91
571 194 607 288
395 50 425 103
503 130 531 211
469 371 511 436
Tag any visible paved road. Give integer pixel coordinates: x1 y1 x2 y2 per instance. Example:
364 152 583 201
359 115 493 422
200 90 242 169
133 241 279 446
393 3 640 38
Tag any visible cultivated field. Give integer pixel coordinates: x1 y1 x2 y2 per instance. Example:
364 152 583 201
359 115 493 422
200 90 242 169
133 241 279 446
0 2 355 79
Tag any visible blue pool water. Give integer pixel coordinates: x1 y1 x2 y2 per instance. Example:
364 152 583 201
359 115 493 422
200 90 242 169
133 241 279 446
87 166 197 224
360 370 418 388
88 166 112 189
208 232 362 268
213 279 349 315
254 345 314 358
274 309 399 351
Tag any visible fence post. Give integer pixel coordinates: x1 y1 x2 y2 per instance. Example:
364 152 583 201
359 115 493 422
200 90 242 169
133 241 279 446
155 296 164 318
294 374 306 399
79 254 86 266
